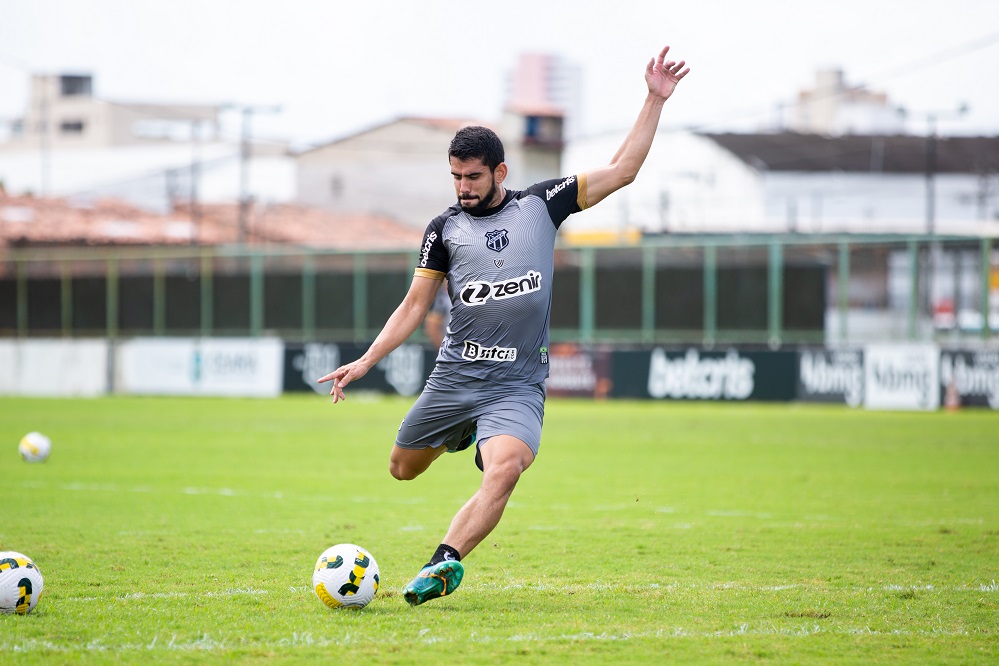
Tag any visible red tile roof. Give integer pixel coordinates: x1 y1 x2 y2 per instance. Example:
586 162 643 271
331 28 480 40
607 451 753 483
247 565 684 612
0 193 422 250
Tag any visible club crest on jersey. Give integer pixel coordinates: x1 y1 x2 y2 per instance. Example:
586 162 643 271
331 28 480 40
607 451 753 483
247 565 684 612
485 229 509 252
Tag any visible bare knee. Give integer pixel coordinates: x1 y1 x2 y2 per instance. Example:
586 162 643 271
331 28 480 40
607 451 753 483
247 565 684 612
479 435 535 484
481 456 529 496
486 455 526 480
389 460 419 481
389 445 443 481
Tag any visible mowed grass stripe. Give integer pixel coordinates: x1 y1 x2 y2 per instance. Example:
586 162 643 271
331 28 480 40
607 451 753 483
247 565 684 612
1 396 996 664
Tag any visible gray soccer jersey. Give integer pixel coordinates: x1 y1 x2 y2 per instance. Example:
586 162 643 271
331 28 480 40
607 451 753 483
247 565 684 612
415 174 589 385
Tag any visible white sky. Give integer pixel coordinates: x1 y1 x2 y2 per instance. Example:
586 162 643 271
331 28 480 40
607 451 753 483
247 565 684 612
1 0 998 148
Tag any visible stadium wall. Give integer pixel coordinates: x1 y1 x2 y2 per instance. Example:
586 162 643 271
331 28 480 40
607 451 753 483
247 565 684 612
0 338 996 410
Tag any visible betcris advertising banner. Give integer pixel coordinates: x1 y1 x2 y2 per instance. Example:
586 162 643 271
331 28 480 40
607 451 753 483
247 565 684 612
116 338 284 397
284 342 435 396
940 349 999 409
797 348 864 406
863 343 940 411
611 347 798 401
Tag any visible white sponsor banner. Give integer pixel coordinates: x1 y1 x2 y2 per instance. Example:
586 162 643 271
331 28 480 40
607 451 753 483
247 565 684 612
0 339 109 396
940 350 999 409
863 343 940 411
798 348 864 407
117 338 283 397
0 340 16 394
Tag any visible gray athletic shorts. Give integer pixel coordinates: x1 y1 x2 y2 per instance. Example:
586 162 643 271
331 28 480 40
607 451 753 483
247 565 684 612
395 376 546 456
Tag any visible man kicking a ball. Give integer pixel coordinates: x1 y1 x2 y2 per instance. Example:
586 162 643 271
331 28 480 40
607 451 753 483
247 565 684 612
320 45 689 606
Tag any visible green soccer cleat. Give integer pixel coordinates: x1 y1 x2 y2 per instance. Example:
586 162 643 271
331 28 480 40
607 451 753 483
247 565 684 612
403 560 464 606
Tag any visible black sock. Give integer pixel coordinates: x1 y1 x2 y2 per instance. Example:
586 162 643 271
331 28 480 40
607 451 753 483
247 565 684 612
425 543 461 568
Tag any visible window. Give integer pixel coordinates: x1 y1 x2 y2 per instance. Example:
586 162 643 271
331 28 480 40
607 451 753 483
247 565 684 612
523 115 563 147
60 120 85 134
60 75 92 97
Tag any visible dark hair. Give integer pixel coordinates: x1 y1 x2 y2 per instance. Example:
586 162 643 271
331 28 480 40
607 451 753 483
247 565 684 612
448 126 505 170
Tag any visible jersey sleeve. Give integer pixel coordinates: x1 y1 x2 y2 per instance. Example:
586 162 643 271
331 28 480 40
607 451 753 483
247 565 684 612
524 174 588 229
414 214 449 279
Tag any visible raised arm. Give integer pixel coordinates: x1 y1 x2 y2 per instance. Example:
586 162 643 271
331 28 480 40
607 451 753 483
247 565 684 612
584 45 689 207
318 275 441 403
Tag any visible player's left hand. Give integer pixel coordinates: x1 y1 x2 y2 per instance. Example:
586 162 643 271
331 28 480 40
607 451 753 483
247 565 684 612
318 360 371 403
646 45 689 101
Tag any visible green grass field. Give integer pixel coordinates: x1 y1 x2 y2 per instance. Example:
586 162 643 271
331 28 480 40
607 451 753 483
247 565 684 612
1 395 996 664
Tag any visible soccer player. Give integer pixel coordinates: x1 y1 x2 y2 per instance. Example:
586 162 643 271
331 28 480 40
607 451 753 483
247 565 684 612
319 46 689 606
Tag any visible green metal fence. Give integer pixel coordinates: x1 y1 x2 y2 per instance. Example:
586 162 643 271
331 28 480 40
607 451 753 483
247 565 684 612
1 233 994 346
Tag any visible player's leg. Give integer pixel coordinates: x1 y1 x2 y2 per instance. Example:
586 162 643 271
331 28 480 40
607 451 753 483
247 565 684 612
402 435 535 606
389 444 447 480
392 381 473 481
403 383 544 606
440 434 535 556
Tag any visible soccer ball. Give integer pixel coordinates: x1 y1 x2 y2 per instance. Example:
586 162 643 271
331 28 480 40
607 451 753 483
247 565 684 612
313 543 380 609
0 551 44 615
18 432 51 463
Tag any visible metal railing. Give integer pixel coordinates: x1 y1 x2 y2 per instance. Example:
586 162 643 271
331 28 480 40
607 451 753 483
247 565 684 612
1 233 994 346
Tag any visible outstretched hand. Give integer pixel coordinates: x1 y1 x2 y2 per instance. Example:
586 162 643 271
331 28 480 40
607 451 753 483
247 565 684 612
317 359 371 404
646 45 689 101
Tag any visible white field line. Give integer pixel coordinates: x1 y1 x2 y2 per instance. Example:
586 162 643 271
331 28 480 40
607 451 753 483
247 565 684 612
473 581 999 593
117 528 307 536
58 580 998 604
1 624 991 653
12 481 991 528
65 588 269 603
15 479 426 506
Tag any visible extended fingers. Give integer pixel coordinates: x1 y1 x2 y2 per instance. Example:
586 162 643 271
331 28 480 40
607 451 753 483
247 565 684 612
657 56 689 82
317 368 342 383
653 44 689 79
329 374 349 401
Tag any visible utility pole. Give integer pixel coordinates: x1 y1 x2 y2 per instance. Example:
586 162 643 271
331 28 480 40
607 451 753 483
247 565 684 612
225 104 281 245
925 113 939 237
190 119 202 245
926 113 941 320
911 104 969 325
39 76 51 197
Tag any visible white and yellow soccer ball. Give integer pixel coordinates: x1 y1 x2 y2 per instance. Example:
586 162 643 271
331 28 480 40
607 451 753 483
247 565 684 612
313 544 379 609
0 551 44 615
18 432 51 463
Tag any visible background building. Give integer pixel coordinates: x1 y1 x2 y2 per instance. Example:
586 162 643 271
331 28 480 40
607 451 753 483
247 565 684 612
0 73 293 214
504 53 582 139
4 73 220 150
295 111 565 228
294 117 473 228
788 69 905 136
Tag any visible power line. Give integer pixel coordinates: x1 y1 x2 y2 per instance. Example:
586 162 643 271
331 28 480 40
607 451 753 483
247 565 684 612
864 30 999 86
3 29 998 158
671 30 999 135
